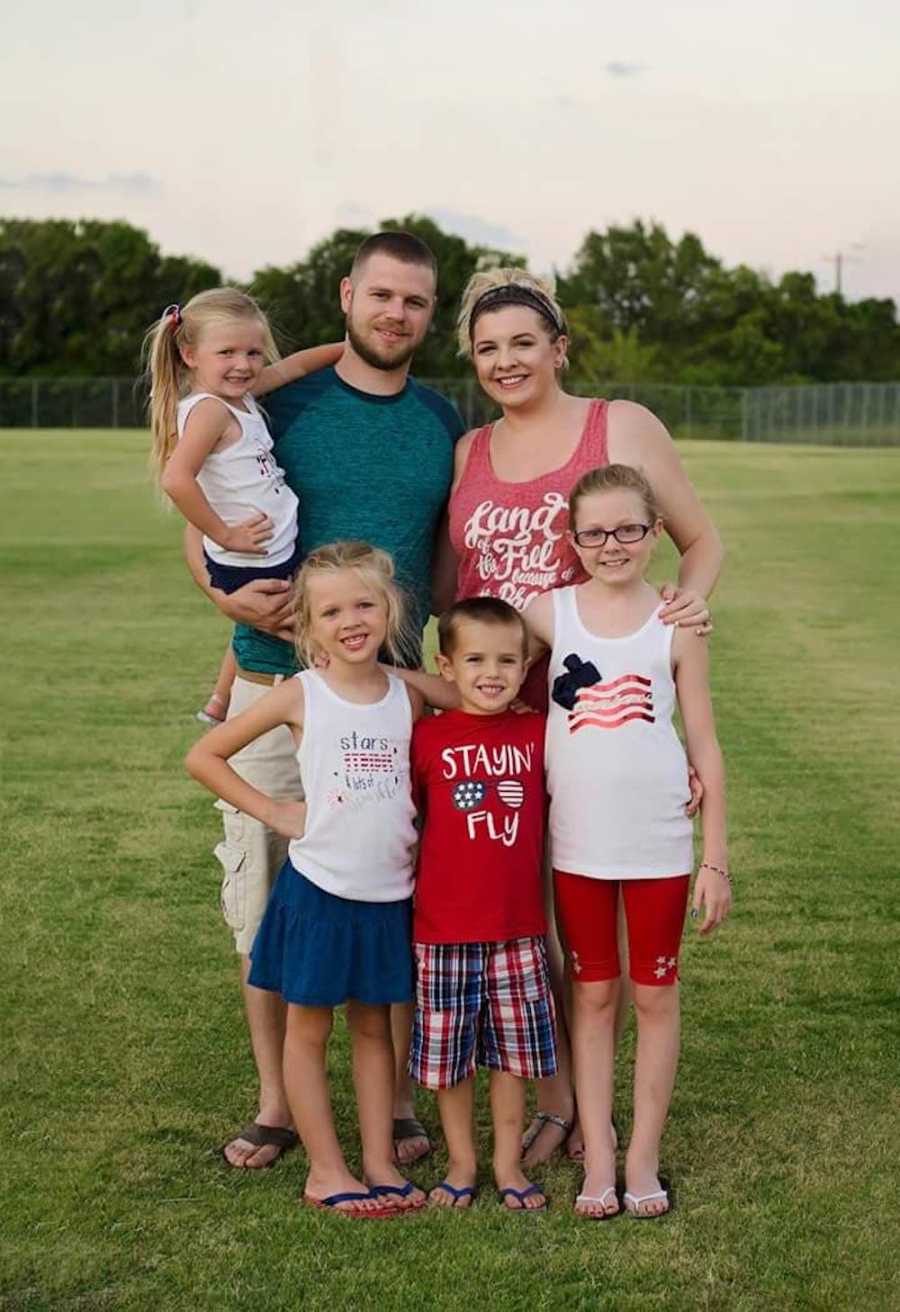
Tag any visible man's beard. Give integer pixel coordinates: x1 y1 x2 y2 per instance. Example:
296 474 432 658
347 318 419 372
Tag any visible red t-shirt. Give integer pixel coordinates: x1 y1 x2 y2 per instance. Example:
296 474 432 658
411 709 547 944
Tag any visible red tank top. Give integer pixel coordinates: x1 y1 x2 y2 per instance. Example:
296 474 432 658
448 398 609 710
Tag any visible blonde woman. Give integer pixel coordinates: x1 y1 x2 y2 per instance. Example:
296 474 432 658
432 269 723 1164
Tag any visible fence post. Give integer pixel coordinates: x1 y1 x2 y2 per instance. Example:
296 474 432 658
740 389 749 441
684 386 692 438
31 379 39 428
111 379 119 429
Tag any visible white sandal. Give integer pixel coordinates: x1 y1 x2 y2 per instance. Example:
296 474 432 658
623 1187 671 1219
575 1185 619 1221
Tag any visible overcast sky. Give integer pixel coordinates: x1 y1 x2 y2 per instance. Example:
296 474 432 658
4 0 899 304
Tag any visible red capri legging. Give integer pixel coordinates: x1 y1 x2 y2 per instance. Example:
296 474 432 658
554 870 691 987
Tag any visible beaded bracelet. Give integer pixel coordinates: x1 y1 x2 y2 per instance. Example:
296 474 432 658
699 861 731 882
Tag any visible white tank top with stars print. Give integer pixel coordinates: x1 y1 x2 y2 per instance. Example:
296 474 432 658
288 670 417 902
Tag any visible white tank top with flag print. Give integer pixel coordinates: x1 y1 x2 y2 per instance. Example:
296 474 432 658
177 391 299 568
288 669 417 902
546 586 694 879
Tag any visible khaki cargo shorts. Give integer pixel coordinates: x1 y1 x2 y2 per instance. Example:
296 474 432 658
213 675 304 956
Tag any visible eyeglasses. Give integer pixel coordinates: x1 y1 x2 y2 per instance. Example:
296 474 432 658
572 523 652 548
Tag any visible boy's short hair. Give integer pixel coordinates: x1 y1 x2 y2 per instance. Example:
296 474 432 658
438 596 528 658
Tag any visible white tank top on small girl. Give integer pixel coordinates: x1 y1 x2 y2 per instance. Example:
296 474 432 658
176 392 299 568
546 586 694 880
288 670 418 903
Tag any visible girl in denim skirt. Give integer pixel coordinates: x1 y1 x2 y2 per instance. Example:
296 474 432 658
187 541 426 1218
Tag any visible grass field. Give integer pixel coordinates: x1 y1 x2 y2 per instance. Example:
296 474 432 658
2 431 898 1312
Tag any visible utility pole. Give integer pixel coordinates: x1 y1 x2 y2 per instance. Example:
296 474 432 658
822 244 864 295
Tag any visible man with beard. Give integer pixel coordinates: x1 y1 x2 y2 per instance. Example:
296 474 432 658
185 232 463 1169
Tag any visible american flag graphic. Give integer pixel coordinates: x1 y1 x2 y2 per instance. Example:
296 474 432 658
496 780 524 809
568 673 655 733
453 781 486 810
344 751 395 772
453 779 524 810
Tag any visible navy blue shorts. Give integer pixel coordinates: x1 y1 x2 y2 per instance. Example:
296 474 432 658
248 860 414 1008
205 541 302 595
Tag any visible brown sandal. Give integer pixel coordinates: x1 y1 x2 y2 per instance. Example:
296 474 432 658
220 1122 298 1167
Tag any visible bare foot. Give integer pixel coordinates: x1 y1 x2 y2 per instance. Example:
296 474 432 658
304 1167 386 1215
363 1164 426 1212
575 1141 619 1218
624 1153 670 1218
221 1120 296 1169
429 1167 477 1209
496 1166 547 1211
392 1116 431 1165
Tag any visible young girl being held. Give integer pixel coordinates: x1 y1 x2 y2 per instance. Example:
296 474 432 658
145 288 342 724
186 541 426 1218
524 464 731 1220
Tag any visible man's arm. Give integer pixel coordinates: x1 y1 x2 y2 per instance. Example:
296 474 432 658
184 525 295 639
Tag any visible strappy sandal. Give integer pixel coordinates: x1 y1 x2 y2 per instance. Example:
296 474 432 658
521 1111 572 1158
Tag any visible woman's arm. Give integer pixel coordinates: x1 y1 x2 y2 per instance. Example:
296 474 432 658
522 592 553 663
253 342 344 396
162 399 273 554
673 627 731 934
431 511 458 617
186 678 306 838
608 401 724 624
431 429 478 616
449 428 477 496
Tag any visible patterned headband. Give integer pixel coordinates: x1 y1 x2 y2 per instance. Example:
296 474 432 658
469 283 565 338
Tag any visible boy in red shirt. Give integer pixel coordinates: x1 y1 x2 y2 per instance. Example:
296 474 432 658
409 597 556 1211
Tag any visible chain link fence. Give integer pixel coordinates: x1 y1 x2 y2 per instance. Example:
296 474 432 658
1 376 898 444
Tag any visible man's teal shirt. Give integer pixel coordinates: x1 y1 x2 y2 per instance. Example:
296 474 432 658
232 367 465 674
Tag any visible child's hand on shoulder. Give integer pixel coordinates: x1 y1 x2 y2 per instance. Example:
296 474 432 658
691 861 732 935
267 799 307 840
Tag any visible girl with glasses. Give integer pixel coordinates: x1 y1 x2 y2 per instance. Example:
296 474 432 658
523 463 732 1218
433 268 724 1169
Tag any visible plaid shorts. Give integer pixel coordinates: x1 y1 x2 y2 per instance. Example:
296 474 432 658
409 937 558 1089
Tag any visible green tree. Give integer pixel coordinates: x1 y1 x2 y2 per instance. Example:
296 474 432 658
0 218 220 376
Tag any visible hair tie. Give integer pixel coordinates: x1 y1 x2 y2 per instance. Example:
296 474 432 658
469 284 565 339
162 303 182 330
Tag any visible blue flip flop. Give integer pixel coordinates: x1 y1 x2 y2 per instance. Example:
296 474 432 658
304 1190 396 1219
498 1184 548 1212
429 1180 477 1208
366 1181 427 1212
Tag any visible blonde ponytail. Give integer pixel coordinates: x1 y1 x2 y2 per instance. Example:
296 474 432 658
144 307 185 480
143 288 281 483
